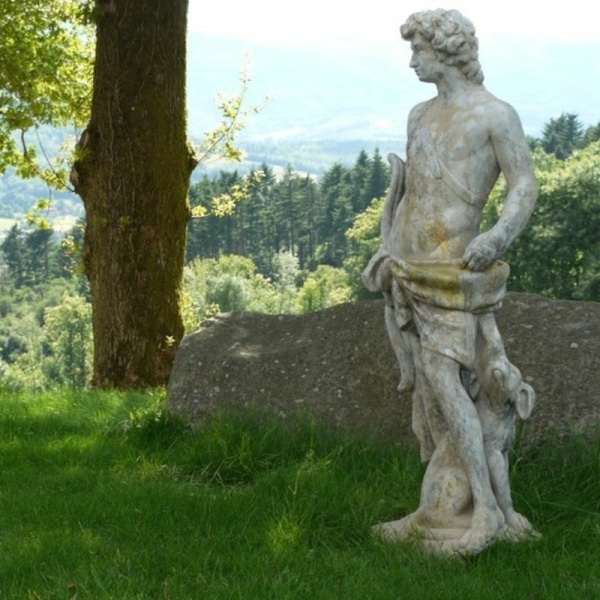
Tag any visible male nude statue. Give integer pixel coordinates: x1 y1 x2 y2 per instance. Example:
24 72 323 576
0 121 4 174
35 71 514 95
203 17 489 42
363 9 537 554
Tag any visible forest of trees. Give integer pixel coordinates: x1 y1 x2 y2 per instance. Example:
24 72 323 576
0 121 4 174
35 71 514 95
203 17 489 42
183 115 600 303
0 0 599 391
2 1 598 390
0 149 389 390
187 149 390 275
0 221 89 389
2 117 599 391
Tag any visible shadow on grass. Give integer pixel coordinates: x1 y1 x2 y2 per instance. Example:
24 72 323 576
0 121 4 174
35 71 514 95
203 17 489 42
1 390 599 598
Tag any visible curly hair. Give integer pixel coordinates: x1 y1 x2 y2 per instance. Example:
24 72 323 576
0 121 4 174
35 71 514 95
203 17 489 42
400 9 484 84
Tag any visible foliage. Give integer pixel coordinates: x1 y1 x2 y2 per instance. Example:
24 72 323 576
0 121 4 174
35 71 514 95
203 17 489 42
182 253 351 332
3 111 599 391
191 170 265 218
486 144 600 300
0 269 91 391
193 63 268 166
1 223 73 287
187 150 390 280
0 0 93 197
540 113 600 161
183 255 278 328
582 121 600 147
188 66 269 221
272 250 301 313
0 298 92 392
3 127 599 391
341 141 600 302
1 389 600 598
344 195 386 301
43 294 93 388
296 265 352 313
541 113 585 160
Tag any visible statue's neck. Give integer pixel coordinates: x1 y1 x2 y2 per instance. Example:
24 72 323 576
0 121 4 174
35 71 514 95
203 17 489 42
434 71 479 101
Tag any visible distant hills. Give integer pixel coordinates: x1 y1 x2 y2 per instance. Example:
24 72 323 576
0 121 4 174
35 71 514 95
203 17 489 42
2 30 599 227
187 31 600 164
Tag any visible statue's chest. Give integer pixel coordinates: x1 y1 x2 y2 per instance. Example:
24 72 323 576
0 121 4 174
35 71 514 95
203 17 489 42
410 111 486 169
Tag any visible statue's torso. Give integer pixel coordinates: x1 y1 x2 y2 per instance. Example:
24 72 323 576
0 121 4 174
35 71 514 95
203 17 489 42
388 91 503 261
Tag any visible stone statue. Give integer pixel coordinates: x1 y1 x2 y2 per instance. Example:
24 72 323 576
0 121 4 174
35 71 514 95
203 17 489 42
363 9 539 555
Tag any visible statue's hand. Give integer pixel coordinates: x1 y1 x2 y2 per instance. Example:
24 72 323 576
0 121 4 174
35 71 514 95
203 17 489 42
376 256 394 292
462 231 504 271
362 248 394 292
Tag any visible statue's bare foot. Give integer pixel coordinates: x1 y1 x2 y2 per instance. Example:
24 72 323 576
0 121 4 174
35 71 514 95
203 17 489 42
372 511 425 543
503 510 541 541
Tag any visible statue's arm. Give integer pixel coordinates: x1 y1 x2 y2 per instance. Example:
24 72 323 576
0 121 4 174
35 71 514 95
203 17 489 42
381 153 405 242
381 103 425 244
462 103 537 271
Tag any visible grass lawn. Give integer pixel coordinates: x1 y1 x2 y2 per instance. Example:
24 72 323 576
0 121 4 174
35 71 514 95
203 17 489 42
0 389 599 599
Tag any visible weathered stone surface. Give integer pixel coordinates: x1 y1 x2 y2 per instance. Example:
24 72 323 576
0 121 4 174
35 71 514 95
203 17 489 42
167 299 407 441
166 293 600 449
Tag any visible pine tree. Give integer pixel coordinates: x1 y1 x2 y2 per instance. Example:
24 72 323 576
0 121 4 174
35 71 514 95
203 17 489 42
1 224 25 287
348 150 371 212
366 148 389 205
25 227 55 285
317 163 352 267
541 113 584 159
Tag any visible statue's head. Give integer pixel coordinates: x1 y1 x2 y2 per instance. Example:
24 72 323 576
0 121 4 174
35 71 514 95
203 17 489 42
400 9 484 85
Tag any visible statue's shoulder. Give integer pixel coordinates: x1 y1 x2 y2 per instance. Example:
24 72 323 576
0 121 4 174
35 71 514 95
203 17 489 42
407 99 435 137
408 98 434 121
473 88 521 126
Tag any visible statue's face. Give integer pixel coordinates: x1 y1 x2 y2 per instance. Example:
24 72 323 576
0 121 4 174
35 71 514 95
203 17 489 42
409 35 444 83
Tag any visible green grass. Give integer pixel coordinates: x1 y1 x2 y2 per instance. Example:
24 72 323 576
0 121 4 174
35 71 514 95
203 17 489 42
0 389 599 599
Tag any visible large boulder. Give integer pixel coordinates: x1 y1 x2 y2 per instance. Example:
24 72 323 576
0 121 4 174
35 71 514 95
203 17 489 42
166 294 600 449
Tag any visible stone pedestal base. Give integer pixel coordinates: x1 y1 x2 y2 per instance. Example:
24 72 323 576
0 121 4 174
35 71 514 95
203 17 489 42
373 511 540 557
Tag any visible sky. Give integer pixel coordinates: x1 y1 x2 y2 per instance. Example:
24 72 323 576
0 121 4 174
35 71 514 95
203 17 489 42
188 0 599 47
186 1 600 140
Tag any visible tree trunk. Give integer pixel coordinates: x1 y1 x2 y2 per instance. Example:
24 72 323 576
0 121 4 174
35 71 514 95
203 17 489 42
71 0 196 387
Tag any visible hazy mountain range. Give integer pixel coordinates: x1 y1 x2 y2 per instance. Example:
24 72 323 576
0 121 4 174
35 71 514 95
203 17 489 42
1 31 599 227
187 31 600 172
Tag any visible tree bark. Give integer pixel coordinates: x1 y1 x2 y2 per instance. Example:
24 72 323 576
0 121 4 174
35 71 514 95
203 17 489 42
71 0 196 387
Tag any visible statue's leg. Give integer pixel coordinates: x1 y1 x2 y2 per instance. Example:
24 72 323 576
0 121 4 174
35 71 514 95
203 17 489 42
420 348 505 554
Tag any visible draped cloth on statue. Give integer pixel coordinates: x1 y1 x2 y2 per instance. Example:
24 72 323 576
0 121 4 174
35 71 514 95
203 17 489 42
390 258 509 367
391 258 509 313
363 255 510 462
